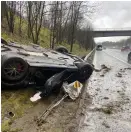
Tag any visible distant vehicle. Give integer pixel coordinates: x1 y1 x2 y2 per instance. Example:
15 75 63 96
121 46 130 52
96 44 102 51
128 52 131 63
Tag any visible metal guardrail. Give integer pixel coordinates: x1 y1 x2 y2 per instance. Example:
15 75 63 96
84 48 96 61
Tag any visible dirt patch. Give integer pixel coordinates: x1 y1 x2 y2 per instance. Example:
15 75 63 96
116 72 122 77
1 81 93 132
1 88 35 132
6 89 91 132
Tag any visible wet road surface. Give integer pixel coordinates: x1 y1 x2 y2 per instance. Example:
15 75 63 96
78 49 131 132
104 49 130 62
103 49 131 66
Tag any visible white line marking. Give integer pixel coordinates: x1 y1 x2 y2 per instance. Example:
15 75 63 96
103 51 131 67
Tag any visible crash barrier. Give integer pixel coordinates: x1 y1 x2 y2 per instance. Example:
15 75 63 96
84 48 96 63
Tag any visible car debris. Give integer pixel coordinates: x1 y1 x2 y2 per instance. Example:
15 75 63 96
63 81 83 100
116 67 131 77
32 81 83 126
103 97 109 100
124 67 131 70
36 94 68 126
1 38 93 97
89 104 113 114
30 81 83 102
100 64 111 76
30 92 42 102
116 72 122 77
102 121 110 128
119 68 125 72
101 64 111 70
100 74 105 77
91 64 101 72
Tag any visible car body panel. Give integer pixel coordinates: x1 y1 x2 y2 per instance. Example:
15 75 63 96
1 42 80 69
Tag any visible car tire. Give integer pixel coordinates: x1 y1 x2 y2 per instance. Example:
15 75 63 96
55 46 69 54
76 62 93 83
1 79 29 89
1 55 28 82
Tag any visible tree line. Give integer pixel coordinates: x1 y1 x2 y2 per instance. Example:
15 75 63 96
101 37 131 48
1 1 97 51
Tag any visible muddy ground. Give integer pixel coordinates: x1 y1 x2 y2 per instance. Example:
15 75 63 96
1 52 95 132
1 78 92 132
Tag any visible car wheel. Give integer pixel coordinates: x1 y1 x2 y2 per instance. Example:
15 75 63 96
55 46 69 54
1 56 28 82
76 62 93 83
1 79 29 89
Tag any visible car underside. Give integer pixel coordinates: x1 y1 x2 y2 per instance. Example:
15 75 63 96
1 38 93 97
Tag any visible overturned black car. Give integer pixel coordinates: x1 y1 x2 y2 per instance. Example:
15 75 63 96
1 38 93 97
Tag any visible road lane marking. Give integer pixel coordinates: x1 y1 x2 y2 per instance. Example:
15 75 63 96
103 51 131 67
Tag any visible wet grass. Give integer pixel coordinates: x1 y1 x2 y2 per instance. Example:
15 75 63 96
1 88 35 132
1 30 89 57
1 17 90 57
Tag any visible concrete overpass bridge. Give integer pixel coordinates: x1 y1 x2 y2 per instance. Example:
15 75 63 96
93 28 131 37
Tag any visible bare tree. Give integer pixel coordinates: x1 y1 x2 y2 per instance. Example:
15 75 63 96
16 1 25 35
5 1 16 33
1 1 7 21
27 1 45 44
67 2 83 52
49 1 59 49
1 1 97 51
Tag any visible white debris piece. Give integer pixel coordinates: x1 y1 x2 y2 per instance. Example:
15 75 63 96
30 92 42 102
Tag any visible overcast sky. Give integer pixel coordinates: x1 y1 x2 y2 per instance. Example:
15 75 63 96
92 1 131 43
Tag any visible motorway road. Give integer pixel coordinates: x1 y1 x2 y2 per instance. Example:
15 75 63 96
78 49 131 132
104 49 130 65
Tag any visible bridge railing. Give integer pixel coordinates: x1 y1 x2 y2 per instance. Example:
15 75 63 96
94 28 131 31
